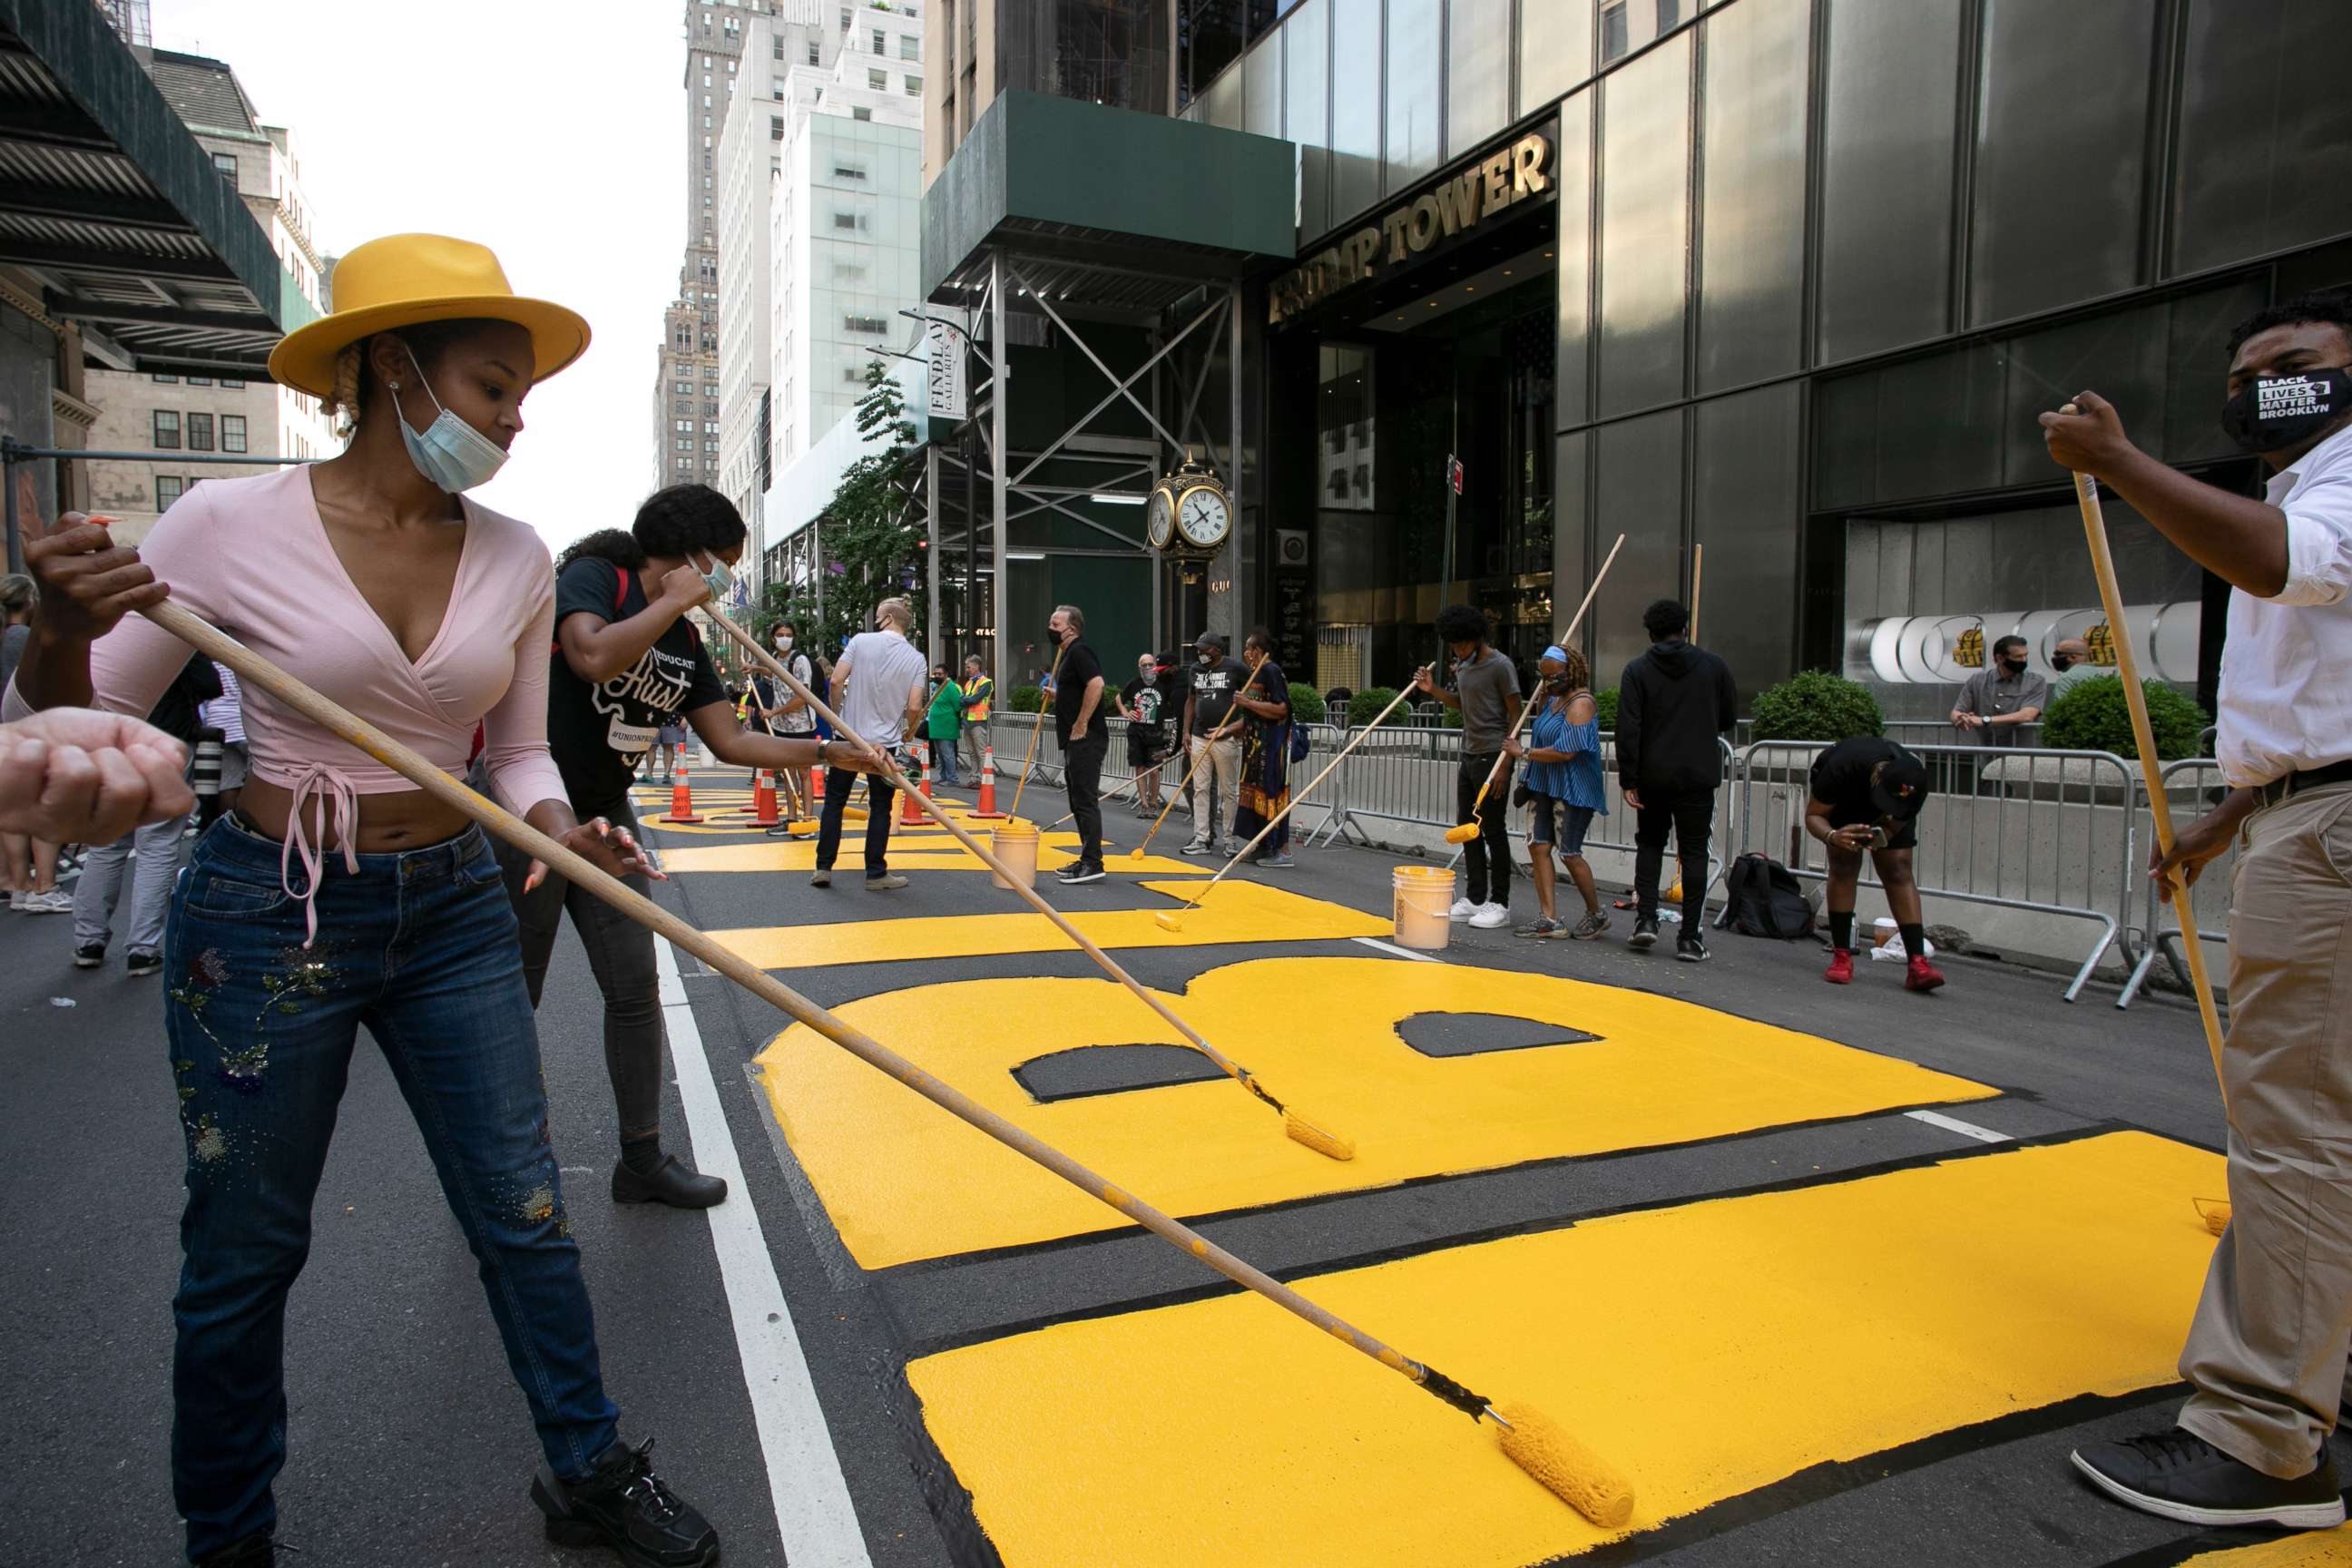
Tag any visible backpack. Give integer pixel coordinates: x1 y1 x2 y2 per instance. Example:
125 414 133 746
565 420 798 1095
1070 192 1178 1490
1714 853 1817 939
1288 720 1310 763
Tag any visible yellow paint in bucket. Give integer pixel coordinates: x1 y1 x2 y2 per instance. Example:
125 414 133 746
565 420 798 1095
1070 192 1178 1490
990 819 1040 890
1392 865 1454 951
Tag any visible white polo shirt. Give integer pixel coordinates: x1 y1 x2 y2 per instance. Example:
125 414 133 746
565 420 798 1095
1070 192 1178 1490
2218 420 2352 786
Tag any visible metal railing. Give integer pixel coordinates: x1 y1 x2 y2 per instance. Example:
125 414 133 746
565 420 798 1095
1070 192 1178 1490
1732 740 2134 999
2115 754 2237 1012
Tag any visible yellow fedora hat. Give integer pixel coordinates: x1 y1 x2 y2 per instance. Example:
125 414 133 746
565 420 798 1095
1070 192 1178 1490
268 232 590 398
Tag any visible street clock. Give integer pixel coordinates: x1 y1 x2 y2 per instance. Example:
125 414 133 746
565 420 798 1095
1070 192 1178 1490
1153 454 1232 557
1145 485 1176 550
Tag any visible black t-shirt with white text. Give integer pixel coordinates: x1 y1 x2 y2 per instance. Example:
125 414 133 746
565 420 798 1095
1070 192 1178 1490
1187 654 1249 734
545 555 729 816
1053 638 1105 747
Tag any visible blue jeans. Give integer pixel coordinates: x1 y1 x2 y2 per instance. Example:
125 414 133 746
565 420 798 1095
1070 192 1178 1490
164 816 618 1560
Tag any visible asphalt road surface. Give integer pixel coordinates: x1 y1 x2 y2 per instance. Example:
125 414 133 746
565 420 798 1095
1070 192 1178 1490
5 765 2346 1568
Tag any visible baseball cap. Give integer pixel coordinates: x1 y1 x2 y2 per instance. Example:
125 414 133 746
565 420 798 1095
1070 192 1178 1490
1870 746 1932 818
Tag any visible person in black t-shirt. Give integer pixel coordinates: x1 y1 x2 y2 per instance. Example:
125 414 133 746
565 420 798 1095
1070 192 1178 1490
1803 735 1945 993
512 485 873 1209
1115 652 1170 814
1045 603 1109 883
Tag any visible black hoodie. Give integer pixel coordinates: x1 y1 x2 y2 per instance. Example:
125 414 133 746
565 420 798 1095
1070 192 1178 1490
1615 638 1737 795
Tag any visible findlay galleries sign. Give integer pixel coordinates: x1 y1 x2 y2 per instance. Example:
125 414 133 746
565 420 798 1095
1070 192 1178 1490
1268 129 1554 326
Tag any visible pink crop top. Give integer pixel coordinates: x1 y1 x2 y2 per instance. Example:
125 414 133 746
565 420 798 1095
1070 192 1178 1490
4 465 569 939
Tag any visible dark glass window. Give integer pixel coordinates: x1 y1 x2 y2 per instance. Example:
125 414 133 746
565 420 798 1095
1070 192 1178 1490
1596 31 1690 416
1816 0 1964 362
156 475 183 509
186 412 214 452
1600 2 1629 63
1554 93 1592 427
1692 384 1800 697
152 409 180 450
1696 0 1808 392
1969 0 2156 326
220 415 248 455
2171 0 2352 276
1591 408 1685 681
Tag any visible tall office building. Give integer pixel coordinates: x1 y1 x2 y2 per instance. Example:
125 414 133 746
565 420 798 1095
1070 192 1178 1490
82 48 335 546
923 0 1171 187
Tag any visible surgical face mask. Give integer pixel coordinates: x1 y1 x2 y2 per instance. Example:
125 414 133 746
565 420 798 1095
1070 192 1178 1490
690 551 733 602
2051 652 2076 671
2220 367 2352 454
391 347 507 494
774 632 792 652
1197 651 1214 666
1045 621 1064 644
1998 654 2027 674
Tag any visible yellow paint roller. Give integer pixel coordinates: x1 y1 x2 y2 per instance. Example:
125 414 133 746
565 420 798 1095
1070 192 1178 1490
1444 534 1626 846
139 597 1627 1524
1153 671 1424 934
2063 437 2233 1236
1122 663 1269 864
703 609 1353 1163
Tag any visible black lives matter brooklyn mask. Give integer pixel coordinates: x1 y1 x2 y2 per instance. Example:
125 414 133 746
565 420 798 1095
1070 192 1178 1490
2220 368 2352 454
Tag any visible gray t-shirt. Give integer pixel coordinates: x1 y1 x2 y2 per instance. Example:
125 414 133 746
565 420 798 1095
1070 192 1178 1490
1453 648 1521 751
1954 666 2049 749
0 622 26 690
836 629 926 747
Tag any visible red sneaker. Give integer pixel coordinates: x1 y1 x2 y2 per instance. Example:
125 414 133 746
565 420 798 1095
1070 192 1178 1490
1823 948 1855 985
1906 956 1946 993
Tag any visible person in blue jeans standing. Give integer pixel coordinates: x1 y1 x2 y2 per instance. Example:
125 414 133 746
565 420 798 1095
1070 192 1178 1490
1504 643 1610 940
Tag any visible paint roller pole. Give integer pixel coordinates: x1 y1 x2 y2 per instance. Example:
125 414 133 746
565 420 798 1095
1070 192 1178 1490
1157 680 1425 931
1689 542 1703 645
701 605 1355 1163
1125 663 1269 862
136 598 1627 1526
2063 459 2228 1101
1445 533 1627 848
1005 640 1065 825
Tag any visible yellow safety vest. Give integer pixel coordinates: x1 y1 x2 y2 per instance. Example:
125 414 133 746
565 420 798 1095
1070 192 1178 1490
965 676 993 720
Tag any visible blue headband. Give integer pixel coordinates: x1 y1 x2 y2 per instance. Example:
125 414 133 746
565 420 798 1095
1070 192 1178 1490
1542 644 1568 665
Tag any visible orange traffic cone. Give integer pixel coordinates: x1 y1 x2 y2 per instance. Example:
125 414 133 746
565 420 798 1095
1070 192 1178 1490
900 741 927 825
661 759 702 824
751 768 779 826
970 746 1004 819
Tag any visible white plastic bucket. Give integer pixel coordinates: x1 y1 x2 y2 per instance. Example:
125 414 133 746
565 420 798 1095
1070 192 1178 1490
990 820 1039 890
1393 866 1454 951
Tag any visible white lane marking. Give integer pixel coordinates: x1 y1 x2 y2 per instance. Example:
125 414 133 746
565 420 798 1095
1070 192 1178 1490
655 937 872 1568
1906 1109 2012 1144
1352 936 1445 964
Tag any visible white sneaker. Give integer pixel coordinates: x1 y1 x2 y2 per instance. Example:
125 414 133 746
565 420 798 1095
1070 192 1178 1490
21 889 72 914
1468 903 1510 929
1448 897 1477 921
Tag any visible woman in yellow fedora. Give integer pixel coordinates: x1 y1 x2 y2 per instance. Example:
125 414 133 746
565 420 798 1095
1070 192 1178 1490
8 234 720 1568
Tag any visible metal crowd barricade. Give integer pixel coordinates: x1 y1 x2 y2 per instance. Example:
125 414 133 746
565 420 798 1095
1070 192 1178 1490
2115 753 2236 1012
1733 740 2135 1000
1304 720 1465 846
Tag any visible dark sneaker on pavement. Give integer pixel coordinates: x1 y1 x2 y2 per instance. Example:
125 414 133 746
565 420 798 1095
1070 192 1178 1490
73 942 105 970
1058 863 1108 885
1676 935 1710 963
1906 956 1947 992
127 948 162 977
1824 948 1855 985
1628 916 1661 950
1514 917 1563 939
1569 912 1610 940
612 1154 728 1210
195 1534 279 1566
532 1437 720 1566
863 874 909 891
2072 1428 2345 1530
808 869 831 887
1179 840 1214 857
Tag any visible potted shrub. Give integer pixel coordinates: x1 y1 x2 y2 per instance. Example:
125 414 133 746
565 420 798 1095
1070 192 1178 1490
2040 675 2209 760
1750 671 1885 743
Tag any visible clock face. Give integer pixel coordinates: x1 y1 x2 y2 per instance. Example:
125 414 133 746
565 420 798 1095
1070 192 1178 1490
1177 485 1230 549
1146 489 1175 550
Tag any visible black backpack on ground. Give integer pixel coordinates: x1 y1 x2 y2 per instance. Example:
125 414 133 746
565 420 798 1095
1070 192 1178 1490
1715 853 1816 939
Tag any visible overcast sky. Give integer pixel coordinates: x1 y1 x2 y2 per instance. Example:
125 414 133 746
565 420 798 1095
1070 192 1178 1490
152 0 682 554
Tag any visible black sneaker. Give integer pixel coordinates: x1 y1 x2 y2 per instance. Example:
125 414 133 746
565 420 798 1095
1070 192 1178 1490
612 1154 727 1210
1628 916 1661 950
194 1534 277 1567
532 1437 720 1567
126 948 162 977
1676 935 1710 963
1058 863 1108 885
73 942 105 970
2072 1427 2345 1530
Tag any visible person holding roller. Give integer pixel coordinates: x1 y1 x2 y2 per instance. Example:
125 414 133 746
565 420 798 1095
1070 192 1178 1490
1230 628 1296 867
1180 632 1248 856
1415 604 1520 930
1046 603 1110 885
2049 289 2352 1532
1504 644 1608 940
815 595 927 891
1803 736 1944 992
514 485 871 1210
1615 597 1737 962
6 234 721 1566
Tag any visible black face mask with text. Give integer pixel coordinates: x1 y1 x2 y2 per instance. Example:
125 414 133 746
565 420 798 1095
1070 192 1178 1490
2220 368 2352 455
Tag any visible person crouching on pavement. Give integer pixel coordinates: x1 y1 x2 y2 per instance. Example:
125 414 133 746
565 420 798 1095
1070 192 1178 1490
1504 643 1608 940
1803 735 1944 992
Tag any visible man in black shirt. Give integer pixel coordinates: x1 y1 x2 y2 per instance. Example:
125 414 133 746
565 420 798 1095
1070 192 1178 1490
1616 598 1739 961
1803 736 1944 992
1046 603 1108 883
517 494 870 1210
1180 632 1250 856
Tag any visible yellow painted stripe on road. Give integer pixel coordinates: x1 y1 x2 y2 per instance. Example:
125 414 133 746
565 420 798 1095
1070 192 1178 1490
753 954 1994 1267
908 1131 2224 1566
2180 1532 2352 1565
655 840 1203 876
710 880 1382 972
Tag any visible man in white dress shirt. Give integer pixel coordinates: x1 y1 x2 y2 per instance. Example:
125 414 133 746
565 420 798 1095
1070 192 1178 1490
2046 291 2352 1532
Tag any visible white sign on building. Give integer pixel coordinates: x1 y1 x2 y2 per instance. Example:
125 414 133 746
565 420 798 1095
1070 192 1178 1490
925 313 967 423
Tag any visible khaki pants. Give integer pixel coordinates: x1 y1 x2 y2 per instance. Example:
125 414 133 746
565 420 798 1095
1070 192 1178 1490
2179 781 2352 1477
1186 734 1240 848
